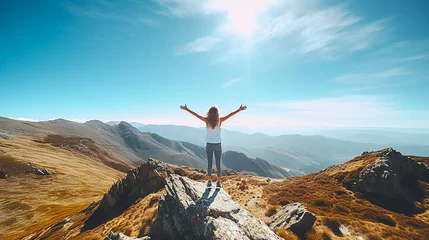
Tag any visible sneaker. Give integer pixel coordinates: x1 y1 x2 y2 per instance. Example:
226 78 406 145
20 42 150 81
216 181 222 188
207 180 212 188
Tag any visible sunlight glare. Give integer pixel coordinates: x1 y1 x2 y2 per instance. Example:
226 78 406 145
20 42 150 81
209 0 278 37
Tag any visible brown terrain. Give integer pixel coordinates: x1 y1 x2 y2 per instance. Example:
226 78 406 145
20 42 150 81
1 117 429 239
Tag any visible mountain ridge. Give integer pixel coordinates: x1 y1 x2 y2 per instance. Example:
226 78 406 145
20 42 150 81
0 117 290 177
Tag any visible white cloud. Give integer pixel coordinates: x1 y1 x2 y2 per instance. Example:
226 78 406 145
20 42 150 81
140 18 159 27
65 3 127 21
154 0 209 17
177 35 222 54
333 68 410 85
376 40 429 63
64 2 155 27
257 5 387 57
222 78 242 88
402 55 429 61
12 117 41 122
170 1 387 58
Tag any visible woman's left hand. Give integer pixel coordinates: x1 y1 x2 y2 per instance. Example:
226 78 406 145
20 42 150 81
239 105 247 111
180 104 188 110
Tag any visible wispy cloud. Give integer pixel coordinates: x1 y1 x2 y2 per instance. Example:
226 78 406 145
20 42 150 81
154 0 209 17
65 3 128 21
169 1 387 59
258 5 386 56
222 78 242 88
140 17 159 27
402 55 429 61
177 35 222 54
64 2 156 27
377 40 429 62
332 68 410 85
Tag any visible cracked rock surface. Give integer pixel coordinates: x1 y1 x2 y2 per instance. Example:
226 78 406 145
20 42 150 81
154 174 282 240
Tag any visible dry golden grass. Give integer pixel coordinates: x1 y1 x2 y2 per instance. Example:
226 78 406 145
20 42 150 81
265 205 279 217
0 136 125 240
366 233 383 240
276 228 299 240
408 156 429 166
306 229 333 240
260 153 429 240
23 190 164 240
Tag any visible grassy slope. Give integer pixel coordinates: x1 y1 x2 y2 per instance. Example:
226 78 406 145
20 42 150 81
262 154 429 239
0 136 125 240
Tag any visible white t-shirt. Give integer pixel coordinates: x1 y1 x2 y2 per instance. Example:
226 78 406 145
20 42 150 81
206 122 221 143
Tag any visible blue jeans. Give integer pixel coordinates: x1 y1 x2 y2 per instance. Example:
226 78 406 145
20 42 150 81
206 143 222 176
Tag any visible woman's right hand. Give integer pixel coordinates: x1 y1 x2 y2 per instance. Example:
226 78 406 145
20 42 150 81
239 105 247 111
180 104 188 110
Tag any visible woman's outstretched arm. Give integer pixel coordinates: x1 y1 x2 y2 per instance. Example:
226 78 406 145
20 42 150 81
220 105 247 124
180 104 206 122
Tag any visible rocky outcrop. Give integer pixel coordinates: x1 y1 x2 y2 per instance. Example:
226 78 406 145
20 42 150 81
100 158 165 211
84 159 166 230
153 174 282 240
348 148 429 214
355 148 429 195
268 202 316 237
26 162 54 175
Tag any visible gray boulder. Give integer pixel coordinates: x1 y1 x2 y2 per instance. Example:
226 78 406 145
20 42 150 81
154 174 282 240
268 202 316 237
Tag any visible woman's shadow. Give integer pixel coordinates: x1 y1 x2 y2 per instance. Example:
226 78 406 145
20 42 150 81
193 187 221 218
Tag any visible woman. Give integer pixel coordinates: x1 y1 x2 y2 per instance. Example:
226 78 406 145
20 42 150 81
180 104 247 188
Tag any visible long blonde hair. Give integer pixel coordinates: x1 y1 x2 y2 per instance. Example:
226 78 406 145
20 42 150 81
206 106 219 129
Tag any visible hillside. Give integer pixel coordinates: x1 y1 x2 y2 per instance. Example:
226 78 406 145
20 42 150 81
17 148 429 240
222 151 293 178
263 149 429 239
0 136 126 239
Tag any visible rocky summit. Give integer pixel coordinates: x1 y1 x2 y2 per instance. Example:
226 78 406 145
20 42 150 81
152 174 282 240
345 148 429 214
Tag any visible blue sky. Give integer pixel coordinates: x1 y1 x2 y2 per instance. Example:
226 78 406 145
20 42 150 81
1 0 429 134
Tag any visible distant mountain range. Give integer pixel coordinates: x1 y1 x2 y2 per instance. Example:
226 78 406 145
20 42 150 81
320 129 429 145
136 124 429 173
0 117 291 178
2 117 427 176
